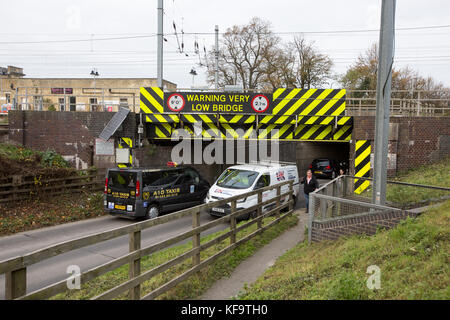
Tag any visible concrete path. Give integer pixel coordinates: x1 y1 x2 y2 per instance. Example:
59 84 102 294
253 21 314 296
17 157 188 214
201 209 308 300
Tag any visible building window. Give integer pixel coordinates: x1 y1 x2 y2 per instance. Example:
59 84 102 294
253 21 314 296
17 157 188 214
69 96 76 111
90 98 98 111
5 93 10 104
21 97 28 110
34 96 43 111
59 98 65 111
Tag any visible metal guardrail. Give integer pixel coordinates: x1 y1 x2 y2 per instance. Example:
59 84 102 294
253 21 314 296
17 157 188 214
307 175 450 243
0 180 294 300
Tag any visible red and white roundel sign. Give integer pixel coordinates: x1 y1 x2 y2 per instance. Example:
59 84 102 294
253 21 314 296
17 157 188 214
251 94 269 113
167 93 185 112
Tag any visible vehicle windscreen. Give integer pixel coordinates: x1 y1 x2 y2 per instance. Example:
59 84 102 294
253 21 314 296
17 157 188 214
108 171 137 191
216 169 259 189
145 170 180 187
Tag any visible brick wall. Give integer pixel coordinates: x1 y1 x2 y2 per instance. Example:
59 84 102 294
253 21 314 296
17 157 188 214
8 111 137 169
311 210 419 242
351 116 450 176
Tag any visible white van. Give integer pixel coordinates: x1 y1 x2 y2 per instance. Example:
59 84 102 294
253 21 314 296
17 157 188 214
205 162 300 220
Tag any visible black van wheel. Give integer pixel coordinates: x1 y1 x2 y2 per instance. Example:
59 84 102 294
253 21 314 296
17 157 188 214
146 204 160 219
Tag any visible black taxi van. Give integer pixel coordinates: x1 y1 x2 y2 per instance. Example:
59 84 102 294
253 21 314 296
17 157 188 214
104 164 210 219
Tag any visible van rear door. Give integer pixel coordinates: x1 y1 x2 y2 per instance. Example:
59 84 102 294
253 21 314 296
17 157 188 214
106 170 138 211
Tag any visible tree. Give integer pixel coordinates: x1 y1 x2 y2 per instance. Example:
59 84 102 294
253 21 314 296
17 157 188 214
340 43 447 99
289 36 334 89
206 17 280 90
206 18 332 90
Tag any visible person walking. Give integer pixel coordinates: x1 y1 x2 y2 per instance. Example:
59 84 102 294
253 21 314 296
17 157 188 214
301 169 319 213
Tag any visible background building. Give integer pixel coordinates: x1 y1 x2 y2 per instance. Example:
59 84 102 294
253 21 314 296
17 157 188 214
0 66 176 113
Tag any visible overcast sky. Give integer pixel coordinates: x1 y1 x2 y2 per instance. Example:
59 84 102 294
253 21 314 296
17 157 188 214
1 0 449 88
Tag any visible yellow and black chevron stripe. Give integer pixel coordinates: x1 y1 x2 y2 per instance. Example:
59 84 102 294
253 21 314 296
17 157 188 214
219 114 256 124
145 113 179 123
272 88 346 117
333 126 352 141
258 115 296 125
256 124 294 140
294 124 333 140
140 87 164 114
354 140 371 194
147 123 352 141
180 114 216 123
151 123 174 139
117 137 133 168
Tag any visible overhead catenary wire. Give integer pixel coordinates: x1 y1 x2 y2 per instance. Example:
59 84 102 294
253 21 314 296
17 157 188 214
2 24 449 45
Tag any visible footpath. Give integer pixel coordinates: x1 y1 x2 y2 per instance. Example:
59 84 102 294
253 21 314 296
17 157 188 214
201 209 308 300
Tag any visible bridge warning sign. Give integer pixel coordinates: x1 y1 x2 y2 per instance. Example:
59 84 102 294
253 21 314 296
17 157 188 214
163 92 271 114
167 93 185 112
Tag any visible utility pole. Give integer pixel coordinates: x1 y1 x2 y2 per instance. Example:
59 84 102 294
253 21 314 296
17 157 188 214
157 0 164 88
372 0 396 205
214 25 219 90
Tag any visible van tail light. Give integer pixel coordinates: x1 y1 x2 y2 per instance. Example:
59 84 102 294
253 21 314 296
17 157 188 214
136 180 141 197
309 164 312 169
104 178 108 194
326 165 331 170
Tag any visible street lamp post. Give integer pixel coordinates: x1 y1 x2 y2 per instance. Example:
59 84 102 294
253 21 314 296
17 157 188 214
90 69 99 111
189 68 197 88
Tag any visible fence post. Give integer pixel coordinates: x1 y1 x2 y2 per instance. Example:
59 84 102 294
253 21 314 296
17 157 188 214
230 200 236 245
192 207 201 266
288 181 294 214
128 229 141 300
332 180 338 217
5 267 27 300
276 185 281 219
342 175 348 198
308 194 315 244
257 190 263 230
320 186 327 219
12 175 21 202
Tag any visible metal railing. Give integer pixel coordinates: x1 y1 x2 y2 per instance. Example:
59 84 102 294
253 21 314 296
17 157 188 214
0 180 294 300
1 88 449 116
307 175 450 243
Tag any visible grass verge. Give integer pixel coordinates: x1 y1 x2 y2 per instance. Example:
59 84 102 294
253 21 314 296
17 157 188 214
53 213 299 300
238 201 450 300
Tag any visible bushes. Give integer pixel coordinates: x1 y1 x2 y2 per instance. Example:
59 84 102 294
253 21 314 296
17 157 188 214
40 149 69 168
0 143 69 170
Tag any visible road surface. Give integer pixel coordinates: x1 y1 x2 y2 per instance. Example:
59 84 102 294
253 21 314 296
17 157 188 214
0 178 325 299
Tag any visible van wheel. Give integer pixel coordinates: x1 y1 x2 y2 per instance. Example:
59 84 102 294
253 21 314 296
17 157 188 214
146 204 160 219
